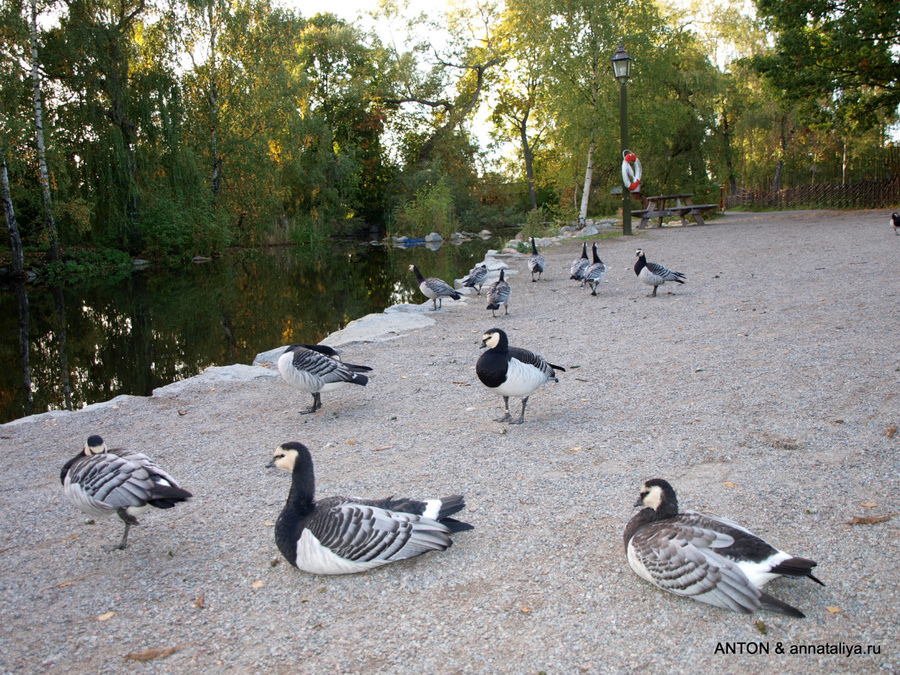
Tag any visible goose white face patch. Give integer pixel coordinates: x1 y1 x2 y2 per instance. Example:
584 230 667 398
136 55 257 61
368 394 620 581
642 484 664 510
482 332 501 349
272 448 298 472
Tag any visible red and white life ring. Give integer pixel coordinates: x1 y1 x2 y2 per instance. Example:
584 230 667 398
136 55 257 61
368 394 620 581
621 151 642 192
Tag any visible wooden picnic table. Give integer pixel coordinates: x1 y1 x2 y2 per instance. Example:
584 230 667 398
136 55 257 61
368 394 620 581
632 193 717 229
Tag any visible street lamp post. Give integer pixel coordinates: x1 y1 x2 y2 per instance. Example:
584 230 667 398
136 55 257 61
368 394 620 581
611 44 633 236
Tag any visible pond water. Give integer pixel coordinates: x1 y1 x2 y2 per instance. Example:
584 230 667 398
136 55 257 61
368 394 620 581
0 233 510 424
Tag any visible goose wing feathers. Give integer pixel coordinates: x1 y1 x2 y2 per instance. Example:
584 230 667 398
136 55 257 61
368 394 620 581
463 266 488 287
645 261 685 282
424 277 460 298
309 498 453 563
529 254 545 272
64 451 182 514
508 347 565 376
629 518 764 613
288 347 368 382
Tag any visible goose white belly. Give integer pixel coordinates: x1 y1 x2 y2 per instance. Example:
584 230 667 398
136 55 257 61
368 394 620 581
639 267 665 286
278 356 323 393
294 528 384 575
64 479 151 519
491 358 548 398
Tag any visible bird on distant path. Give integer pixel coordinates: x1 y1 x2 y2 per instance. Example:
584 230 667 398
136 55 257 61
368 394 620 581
476 328 564 424
267 442 473 575
634 248 686 297
278 344 371 414
528 237 545 281
485 269 511 317
61 435 192 551
582 242 607 296
462 264 489 294
892 212 899 235
570 242 590 281
409 264 461 310
624 479 823 618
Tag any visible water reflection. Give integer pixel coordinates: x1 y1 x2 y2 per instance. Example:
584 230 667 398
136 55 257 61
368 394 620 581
0 235 506 423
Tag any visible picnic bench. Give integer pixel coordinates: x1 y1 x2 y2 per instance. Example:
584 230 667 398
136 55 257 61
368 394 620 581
631 193 718 229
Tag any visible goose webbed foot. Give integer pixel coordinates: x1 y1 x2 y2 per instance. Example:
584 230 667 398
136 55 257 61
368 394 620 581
300 393 322 414
105 512 138 551
494 397 512 423
509 397 528 424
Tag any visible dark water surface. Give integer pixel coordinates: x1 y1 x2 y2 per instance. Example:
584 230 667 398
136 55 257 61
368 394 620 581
1 235 507 423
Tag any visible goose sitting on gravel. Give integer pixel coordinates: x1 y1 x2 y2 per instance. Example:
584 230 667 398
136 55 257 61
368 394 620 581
268 442 473 575
60 435 192 551
582 242 607 296
892 212 899 235
570 242 589 281
409 264 461 310
476 328 564 424
634 248 685 297
528 237 545 281
462 264 489 294
624 479 823 618
485 269 511 317
278 344 371 414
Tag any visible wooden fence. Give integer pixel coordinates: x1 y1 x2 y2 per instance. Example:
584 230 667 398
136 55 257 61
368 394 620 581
723 178 900 210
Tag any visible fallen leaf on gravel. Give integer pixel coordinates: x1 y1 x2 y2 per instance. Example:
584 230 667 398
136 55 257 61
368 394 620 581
847 515 891 525
178 410 187 416
886 425 897 439
347 440 356 445
97 612 116 621
860 502 877 508
520 606 531 613
570 446 582 452
264 522 275 527
756 619 767 634
124 647 177 662
195 594 204 609
251 580 264 589
826 607 842 614
723 481 735 489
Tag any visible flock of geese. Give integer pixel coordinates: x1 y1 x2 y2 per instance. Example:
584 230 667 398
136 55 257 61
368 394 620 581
59 236 824 619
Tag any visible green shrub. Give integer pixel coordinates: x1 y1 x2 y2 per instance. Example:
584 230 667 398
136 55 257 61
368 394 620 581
389 177 458 238
41 247 133 284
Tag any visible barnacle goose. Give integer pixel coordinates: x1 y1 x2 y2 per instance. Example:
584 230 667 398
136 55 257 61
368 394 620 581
485 269 511 317
624 479 823 618
462 264 489 294
476 328 565 424
60 435 192 551
528 237 545 281
278 344 371 414
409 264 461 310
892 212 899 235
570 242 590 280
268 442 473 575
582 243 607 295
634 248 686 297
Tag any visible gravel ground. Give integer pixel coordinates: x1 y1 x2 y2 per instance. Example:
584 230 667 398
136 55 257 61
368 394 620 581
1 209 898 674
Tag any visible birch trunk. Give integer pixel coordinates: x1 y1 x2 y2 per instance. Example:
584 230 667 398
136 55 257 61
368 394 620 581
2 149 25 279
578 141 594 226
30 0 59 262
209 2 221 195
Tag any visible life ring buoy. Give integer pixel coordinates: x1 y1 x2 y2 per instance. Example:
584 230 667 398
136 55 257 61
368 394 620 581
622 151 642 192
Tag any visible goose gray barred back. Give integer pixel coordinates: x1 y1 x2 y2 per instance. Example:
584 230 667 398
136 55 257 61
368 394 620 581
462 264 489 294
60 435 192 551
624 479 823 618
892 212 899 235
485 269 511 317
634 248 685 297
268 442 473 575
278 344 371 414
409 264 461 310
582 243 607 295
476 328 564 424
570 242 590 280
528 237 545 281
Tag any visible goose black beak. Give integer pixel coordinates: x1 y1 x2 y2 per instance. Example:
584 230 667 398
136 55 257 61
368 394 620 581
479 341 487 349
265 459 276 469
633 497 644 508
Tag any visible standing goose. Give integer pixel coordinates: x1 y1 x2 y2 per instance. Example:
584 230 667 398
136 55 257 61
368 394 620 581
582 242 607 296
624 479 823 618
528 237 545 281
570 242 590 281
278 344 371 414
268 442 473 575
634 248 686 297
60 435 192 551
462 264 489 294
409 264 461 310
485 269 511 317
476 328 564 424
892 212 899 235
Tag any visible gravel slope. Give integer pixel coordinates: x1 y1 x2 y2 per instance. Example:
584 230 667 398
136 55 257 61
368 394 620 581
1 209 898 674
